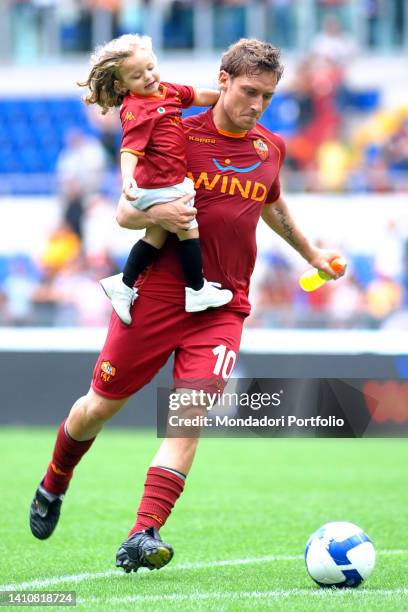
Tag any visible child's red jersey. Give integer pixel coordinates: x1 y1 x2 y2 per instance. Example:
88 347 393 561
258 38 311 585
120 82 195 188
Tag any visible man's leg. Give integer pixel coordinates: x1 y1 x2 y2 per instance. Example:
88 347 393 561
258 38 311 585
116 309 244 573
29 388 128 540
116 392 206 573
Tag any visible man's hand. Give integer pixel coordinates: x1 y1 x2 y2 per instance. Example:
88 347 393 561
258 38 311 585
146 194 196 232
122 176 138 201
116 193 196 231
306 247 347 280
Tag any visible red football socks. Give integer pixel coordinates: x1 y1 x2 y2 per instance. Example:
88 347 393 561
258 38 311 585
43 419 96 496
129 466 185 535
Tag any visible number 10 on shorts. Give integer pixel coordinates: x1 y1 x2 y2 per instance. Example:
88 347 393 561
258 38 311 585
212 345 237 380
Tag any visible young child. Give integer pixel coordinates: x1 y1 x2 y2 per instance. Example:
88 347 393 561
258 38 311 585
79 34 232 325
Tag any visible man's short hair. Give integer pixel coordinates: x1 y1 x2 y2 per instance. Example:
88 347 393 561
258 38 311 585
220 38 284 82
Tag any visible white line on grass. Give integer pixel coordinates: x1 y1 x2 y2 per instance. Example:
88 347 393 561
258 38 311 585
1 549 407 592
79 588 408 606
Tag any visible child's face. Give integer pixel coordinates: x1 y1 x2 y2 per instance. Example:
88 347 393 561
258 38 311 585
117 49 160 96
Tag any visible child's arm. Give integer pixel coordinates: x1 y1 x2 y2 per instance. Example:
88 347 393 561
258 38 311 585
193 89 220 107
121 151 138 201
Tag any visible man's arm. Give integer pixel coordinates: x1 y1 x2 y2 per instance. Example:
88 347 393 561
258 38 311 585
116 194 197 232
261 196 345 279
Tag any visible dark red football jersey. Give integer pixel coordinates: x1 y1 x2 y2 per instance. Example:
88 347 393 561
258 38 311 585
120 82 195 188
138 109 286 315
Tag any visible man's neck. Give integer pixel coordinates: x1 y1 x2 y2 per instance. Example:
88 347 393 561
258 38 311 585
211 101 246 135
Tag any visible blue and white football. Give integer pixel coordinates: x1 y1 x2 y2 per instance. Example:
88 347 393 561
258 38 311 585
305 521 376 588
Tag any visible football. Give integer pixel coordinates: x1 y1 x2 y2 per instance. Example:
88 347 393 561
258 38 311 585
305 521 376 588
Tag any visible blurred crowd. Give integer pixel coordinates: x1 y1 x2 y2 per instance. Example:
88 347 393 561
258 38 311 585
248 230 408 330
6 0 407 59
1 1 407 328
1 108 407 329
283 55 408 192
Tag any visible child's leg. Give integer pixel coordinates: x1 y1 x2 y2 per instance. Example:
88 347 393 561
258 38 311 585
123 226 168 288
176 227 203 291
101 225 167 325
176 227 233 313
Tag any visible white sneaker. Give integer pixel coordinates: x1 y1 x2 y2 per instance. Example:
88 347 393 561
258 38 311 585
185 280 233 313
100 273 138 325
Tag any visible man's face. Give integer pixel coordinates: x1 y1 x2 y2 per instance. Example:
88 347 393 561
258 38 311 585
218 71 278 132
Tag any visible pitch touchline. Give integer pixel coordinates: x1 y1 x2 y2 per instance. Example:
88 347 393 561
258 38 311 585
1 550 407 591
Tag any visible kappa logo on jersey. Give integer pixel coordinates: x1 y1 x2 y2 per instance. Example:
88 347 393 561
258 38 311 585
100 360 117 383
170 116 183 127
124 111 136 121
253 138 269 161
188 135 217 144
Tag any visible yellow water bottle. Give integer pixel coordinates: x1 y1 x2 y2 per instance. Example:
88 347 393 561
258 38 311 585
299 257 347 292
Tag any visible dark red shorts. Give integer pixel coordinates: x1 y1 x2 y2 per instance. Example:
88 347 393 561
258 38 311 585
92 295 245 399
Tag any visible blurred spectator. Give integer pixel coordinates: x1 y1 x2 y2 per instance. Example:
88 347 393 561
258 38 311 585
11 0 58 61
59 0 93 53
362 0 381 48
86 103 121 166
41 222 82 272
366 274 403 325
316 140 349 191
312 14 357 66
56 129 108 196
50 253 113 326
286 55 344 174
247 252 296 327
119 0 148 35
164 0 194 49
213 0 246 48
316 0 351 29
326 276 365 328
264 0 295 49
82 194 118 256
384 119 408 175
1 257 37 326
32 252 114 326
63 179 85 240
349 107 408 193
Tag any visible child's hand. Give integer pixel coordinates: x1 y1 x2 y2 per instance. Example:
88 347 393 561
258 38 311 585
122 177 138 201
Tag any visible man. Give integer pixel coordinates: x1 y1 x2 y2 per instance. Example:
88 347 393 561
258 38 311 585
29 39 344 572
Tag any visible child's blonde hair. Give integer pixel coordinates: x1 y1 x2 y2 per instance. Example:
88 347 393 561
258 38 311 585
78 34 155 114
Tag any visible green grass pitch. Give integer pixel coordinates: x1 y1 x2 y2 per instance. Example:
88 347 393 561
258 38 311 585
1 428 408 610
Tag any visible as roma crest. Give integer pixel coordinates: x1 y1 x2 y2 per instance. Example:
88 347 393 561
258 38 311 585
100 360 116 383
253 138 269 161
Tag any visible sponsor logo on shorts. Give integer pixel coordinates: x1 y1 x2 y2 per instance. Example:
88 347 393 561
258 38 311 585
100 360 117 383
253 138 269 161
